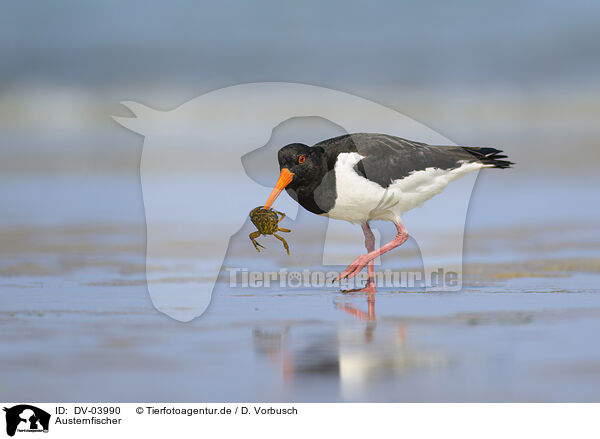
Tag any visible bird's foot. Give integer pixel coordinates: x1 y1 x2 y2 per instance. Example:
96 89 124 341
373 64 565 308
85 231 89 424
334 254 372 282
341 281 376 294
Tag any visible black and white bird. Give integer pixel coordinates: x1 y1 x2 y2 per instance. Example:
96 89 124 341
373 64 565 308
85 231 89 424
263 133 512 292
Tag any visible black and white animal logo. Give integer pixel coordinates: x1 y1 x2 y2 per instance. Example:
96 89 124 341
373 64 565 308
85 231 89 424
3 405 50 437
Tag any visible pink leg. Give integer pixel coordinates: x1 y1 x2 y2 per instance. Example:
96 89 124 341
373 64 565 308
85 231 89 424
342 222 377 293
335 220 409 282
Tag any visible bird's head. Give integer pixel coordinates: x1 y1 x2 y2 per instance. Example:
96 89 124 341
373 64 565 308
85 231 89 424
264 143 326 209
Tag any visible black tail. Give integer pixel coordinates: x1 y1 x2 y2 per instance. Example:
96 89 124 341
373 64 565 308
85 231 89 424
462 146 513 169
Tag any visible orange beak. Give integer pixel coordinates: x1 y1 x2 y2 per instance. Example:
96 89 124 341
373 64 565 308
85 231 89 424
264 168 294 209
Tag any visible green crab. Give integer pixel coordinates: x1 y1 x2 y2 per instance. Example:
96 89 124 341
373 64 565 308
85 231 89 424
249 206 290 255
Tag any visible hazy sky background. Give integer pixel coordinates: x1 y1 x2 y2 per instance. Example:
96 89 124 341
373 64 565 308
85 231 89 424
2 0 599 89
1 0 599 174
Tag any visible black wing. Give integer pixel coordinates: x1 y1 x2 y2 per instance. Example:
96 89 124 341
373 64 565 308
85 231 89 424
315 133 512 188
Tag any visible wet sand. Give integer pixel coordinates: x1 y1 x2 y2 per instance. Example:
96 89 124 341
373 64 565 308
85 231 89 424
1 270 600 402
1 194 600 401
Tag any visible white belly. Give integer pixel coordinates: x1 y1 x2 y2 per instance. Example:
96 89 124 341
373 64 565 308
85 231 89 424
324 152 487 223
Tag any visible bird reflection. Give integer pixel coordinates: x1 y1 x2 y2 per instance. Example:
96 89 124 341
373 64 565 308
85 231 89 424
335 292 376 322
252 292 446 400
252 326 295 383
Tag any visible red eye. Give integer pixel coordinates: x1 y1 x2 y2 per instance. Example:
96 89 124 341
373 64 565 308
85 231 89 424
298 155 306 164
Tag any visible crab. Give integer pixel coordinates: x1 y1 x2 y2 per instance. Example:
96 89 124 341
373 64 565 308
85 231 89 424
249 206 290 255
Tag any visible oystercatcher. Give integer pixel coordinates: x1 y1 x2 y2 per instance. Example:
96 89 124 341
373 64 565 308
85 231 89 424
263 133 512 292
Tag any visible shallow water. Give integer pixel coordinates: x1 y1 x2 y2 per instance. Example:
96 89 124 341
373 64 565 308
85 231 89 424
0 174 599 401
1 274 600 402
